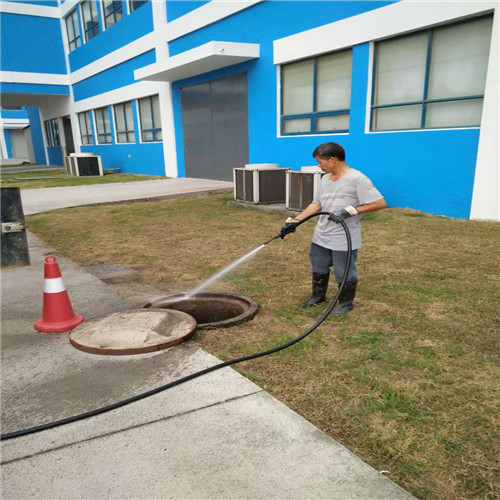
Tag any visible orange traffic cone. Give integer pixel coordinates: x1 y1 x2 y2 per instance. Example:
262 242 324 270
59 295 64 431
34 255 84 333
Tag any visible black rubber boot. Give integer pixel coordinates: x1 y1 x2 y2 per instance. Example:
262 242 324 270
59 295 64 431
331 279 357 316
299 274 329 308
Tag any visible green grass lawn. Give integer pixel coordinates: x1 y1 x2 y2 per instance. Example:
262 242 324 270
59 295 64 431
0 169 165 189
26 193 500 500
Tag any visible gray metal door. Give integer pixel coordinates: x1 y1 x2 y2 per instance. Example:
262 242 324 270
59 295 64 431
62 116 75 154
181 73 249 181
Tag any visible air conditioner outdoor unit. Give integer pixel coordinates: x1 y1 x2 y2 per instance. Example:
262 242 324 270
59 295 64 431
65 153 103 177
234 164 288 204
286 166 324 211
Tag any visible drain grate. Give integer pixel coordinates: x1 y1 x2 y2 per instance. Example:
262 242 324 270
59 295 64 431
85 263 140 283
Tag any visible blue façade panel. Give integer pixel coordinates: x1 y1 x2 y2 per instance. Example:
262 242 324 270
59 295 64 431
26 106 46 164
4 0 58 6
68 1 154 72
0 13 67 74
166 0 210 22
4 130 13 158
81 143 165 175
47 146 63 166
72 50 155 101
0 83 70 95
0 109 28 120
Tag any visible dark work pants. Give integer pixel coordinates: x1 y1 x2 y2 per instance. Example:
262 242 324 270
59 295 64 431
309 242 358 284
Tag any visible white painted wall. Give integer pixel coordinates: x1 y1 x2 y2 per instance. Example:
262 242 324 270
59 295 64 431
470 10 499 221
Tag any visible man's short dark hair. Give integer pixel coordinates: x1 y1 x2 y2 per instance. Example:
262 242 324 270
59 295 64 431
312 142 345 161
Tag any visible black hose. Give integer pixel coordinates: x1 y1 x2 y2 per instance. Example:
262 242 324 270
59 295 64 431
1 214 351 441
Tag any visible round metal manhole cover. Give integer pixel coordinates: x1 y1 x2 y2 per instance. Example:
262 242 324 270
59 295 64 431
143 293 259 330
69 308 197 355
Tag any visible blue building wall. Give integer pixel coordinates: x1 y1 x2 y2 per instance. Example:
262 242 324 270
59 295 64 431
4 130 14 158
73 50 155 101
82 143 165 175
47 146 63 166
1 109 28 120
0 0 493 218
26 106 46 164
168 0 480 218
5 0 58 6
0 83 70 95
69 1 154 72
0 13 66 74
79 101 165 175
166 0 210 22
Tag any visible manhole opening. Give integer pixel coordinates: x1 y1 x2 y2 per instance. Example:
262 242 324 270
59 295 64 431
143 293 258 329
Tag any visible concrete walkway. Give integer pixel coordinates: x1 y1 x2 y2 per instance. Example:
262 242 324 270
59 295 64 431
20 177 234 215
1 183 415 499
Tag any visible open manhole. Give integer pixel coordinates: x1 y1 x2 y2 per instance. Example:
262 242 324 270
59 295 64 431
143 292 259 330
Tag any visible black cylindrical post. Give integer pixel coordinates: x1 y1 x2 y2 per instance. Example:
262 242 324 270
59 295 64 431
1 187 30 268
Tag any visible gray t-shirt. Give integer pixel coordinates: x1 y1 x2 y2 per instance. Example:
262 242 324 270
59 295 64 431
312 168 383 251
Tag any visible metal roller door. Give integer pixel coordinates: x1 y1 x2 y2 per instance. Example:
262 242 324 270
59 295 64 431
181 73 249 181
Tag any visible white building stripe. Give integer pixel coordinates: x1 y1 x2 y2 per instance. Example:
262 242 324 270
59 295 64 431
273 0 497 64
44 277 66 294
0 71 70 85
0 1 60 18
470 10 500 221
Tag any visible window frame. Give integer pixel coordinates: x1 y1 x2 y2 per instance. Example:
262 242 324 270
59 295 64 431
65 9 82 52
78 111 94 145
129 0 148 13
45 118 60 147
44 120 53 147
370 14 493 132
81 0 100 42
103 0 123 29
138 95 162 142
280 49 353 136
113 101 135 143
94 107 113 144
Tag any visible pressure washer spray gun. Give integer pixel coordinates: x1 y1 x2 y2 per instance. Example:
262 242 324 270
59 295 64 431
265 208 355 244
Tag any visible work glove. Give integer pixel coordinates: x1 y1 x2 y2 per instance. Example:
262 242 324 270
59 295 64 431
280 217 300 239
328 205 358 223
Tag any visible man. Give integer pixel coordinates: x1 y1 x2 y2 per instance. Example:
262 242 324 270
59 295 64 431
280 142 386 315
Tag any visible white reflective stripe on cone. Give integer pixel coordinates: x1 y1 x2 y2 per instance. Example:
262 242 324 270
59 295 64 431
44 277 66 294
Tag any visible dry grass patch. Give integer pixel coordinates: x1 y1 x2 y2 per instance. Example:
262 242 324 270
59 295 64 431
27 194 499 500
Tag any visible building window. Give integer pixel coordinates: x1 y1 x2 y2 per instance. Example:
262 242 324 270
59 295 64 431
45 119 60 147
65 9 82 52
81 0 100 42
371 15 493 131
44 121 53 147
103 0 123 29
281 49 352 135
78 111 94 145
138 95 162 142
94 107 112 144
129 0 148 12
114 101 135 143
